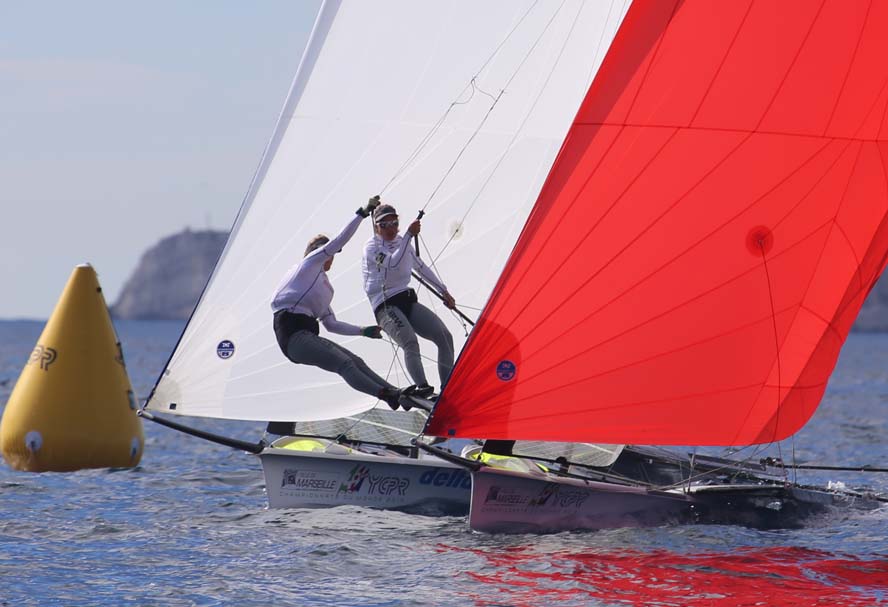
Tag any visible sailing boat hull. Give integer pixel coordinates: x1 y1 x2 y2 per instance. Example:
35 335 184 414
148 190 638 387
260 448 471 515
468 464 885 533
469 467 693 534
686 484 881 529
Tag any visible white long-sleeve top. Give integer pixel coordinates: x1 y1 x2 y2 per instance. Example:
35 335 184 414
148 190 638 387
362 233 448 310
271 213 366 336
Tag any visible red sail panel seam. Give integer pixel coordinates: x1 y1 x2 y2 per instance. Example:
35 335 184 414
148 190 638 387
758 241 782 445
823 0 874 136
688 0 755 127
466 127 679 368
730 144 865 442
467 216 838 410
574 122 882 143
498 382 767 425
754 0 829 132
623 0 684 123
513 134 828 365
771 139 855 233
491 302 800 409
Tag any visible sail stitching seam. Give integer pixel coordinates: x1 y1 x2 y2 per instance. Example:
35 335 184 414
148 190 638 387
752 0 828 132
823 0 874 136
510 135 833 368
687 0 755 128
464 219 835 412
730 142 865 444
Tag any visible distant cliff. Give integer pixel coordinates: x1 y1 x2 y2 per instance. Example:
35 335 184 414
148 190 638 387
111 229 228 320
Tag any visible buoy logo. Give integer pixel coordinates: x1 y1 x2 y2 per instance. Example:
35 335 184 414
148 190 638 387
496 360 516 382
216 340 235 359
28 345 57 371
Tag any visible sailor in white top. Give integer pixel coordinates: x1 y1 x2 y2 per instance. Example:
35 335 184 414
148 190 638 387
362 204 455 397
271 197 404 410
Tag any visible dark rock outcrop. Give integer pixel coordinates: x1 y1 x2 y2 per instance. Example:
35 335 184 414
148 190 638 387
112 229 228 320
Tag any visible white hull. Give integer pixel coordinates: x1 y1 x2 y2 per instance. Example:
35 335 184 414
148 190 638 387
260 448 470 515
469 467 692 533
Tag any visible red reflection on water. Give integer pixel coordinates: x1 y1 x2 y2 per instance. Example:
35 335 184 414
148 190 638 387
439 545 888 606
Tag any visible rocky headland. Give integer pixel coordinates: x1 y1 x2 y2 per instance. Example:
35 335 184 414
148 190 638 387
111 228 228 320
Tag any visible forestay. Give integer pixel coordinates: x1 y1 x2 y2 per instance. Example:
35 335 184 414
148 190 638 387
428 0 888 445
148 0 631 421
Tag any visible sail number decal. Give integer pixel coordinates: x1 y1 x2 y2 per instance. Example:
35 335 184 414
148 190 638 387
496 360 516 382
216 340 235 359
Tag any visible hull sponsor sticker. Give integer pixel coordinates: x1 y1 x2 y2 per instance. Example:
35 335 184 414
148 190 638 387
280 468 339 493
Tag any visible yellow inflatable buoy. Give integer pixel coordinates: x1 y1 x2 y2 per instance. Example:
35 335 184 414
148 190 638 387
0 264 144 472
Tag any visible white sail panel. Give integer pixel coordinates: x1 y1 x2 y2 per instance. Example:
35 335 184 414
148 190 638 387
289 409 429 447
149 0 631 421
513 442 624 468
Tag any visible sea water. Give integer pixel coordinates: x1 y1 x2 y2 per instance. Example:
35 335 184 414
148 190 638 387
0 319 886 606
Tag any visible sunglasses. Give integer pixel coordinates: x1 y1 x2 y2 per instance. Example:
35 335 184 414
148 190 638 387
377 219 399 229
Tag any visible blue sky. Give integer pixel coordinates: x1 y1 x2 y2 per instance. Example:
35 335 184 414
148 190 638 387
0 1 319 319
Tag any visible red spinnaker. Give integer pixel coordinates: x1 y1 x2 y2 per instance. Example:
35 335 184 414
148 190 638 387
428 0 888 445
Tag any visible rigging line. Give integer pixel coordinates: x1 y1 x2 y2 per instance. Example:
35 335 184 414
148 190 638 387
332 345 408 442
429 0 594 265
728 149 865 445
378 0 543 195
696 443 773 484
758 240 789 484
379 84 479 196
453 303 484 312
659 463 787 492
422 88 506 209
420 0 570 212
415 232 467 329
412 270 475 329
382 335 442 366
670 445 796 490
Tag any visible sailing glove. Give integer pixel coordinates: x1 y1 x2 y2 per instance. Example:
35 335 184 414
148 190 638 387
357 195 382 218
361 325 383 339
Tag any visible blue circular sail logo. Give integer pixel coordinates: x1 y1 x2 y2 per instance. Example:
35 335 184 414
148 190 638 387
217 340 235 359
496 360 516 382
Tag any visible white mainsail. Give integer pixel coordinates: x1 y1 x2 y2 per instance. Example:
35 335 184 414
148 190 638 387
148 0 631 422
